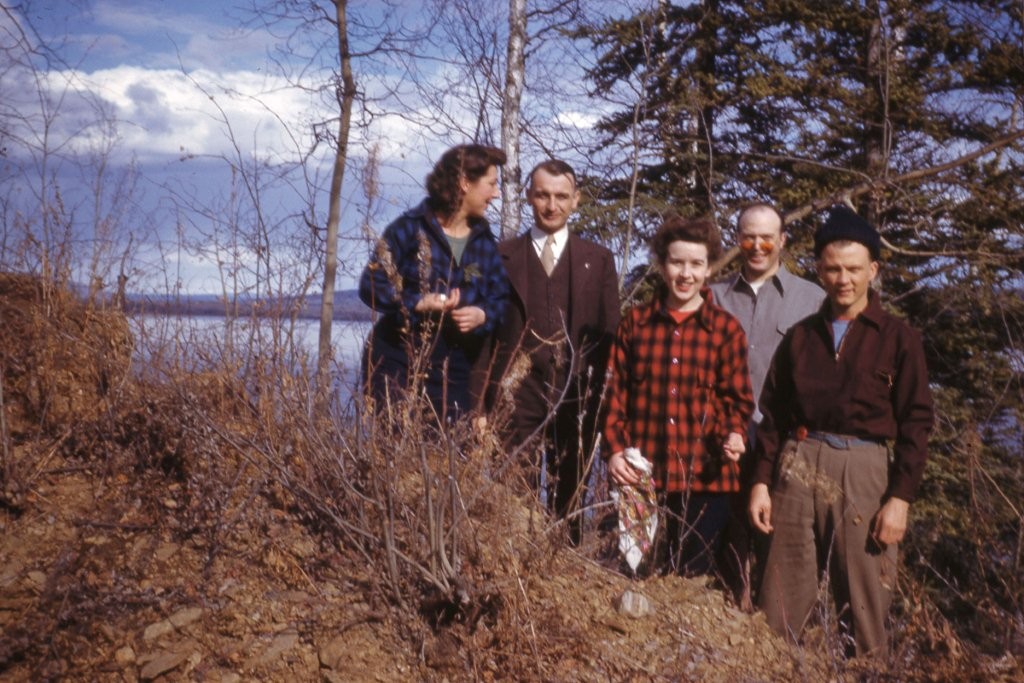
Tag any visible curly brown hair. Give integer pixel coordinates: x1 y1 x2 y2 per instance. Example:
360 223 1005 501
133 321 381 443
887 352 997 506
650 215 722 264
426 144 507 217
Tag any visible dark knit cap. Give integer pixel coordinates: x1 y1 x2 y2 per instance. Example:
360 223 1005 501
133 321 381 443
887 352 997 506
814 205 881 260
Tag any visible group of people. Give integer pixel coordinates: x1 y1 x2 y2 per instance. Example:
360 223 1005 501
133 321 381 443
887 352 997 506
359 143 934 659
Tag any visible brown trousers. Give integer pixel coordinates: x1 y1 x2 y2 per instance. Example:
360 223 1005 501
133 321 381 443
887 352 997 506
759 436 898 657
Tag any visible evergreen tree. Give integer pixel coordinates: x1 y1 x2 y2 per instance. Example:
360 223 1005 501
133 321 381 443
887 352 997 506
575 0 1024 656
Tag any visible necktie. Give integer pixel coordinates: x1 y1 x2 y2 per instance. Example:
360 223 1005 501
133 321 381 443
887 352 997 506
541 235 556 276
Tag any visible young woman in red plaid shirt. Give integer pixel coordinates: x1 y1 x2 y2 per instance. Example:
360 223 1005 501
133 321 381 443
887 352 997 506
605 216 755 576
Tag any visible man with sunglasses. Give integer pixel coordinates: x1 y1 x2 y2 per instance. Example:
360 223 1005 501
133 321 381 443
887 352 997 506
712 204 825 420
710 203 824 605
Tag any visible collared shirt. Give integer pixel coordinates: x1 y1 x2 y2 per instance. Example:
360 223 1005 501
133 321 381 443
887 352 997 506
753 289 934 502
530 226 568 267
710 265 825 421
604 291 755 494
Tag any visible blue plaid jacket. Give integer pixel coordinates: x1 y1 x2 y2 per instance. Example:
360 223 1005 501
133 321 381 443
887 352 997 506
359 199 508 336
358 199 509 416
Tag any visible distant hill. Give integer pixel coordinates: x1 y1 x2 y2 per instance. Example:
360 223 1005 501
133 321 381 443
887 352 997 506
126 289 373 321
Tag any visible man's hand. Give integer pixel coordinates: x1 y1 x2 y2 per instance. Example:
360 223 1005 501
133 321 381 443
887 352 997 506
722 431 745 462
608 451 641 487
871 496 909 546
749 483 773 534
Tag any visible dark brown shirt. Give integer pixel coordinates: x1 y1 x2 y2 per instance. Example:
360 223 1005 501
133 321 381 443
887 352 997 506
753 289 934 502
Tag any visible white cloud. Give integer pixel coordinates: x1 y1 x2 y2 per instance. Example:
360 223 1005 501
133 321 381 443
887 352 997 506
556 110 601 130
43 66 323 164
18 61 437 179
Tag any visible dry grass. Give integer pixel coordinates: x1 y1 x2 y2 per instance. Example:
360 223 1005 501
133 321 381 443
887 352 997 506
1 273 1020 681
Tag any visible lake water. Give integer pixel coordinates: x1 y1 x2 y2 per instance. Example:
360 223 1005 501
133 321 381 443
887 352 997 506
130 313 615 514
130 314 372 404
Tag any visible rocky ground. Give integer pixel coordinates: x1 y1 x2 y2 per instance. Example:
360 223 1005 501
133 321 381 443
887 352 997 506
0 447 826 682
1 273 1018 682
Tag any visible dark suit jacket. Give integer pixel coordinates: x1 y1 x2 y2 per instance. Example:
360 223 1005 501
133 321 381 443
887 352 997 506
483 232 620 419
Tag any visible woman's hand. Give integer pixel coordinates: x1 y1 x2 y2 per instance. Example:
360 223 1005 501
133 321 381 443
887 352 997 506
722 431 745 462
608 451 641 487
451 304 485 333
414 288 461 313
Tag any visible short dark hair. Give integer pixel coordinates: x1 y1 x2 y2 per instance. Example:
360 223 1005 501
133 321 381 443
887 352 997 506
426 144 507 217
527 159 577 189
735 202 784 232
650 215 722 263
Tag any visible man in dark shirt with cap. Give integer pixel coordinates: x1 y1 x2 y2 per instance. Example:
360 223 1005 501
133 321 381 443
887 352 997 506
748 206 934 657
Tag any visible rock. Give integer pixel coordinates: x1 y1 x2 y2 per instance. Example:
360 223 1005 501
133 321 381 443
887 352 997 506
154 542 179 562
139 649 190 680
143 620 174 642
319 634 348 670
290 538 317 559
168 606 203 628
255 630 300 665
114 646 136 664
25 570 47 588
614 590 653 618
144 607 203 642
300 646 320 672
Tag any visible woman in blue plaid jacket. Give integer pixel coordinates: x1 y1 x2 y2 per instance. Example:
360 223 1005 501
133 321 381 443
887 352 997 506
359 144 510 421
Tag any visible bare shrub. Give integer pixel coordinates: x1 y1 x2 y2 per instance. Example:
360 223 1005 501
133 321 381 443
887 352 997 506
0 273 132 433
0 273 133 506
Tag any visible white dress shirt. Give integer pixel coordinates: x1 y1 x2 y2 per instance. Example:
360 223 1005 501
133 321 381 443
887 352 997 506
530 226 569 267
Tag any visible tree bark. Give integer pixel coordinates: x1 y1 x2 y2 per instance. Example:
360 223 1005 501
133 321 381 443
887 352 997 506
318 0 357 391
864 7 889 226
499 0 527 240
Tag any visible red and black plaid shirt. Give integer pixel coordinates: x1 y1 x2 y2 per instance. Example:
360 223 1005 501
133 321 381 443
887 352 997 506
603 290 755 493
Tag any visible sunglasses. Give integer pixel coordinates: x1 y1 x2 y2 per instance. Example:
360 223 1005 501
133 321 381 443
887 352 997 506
740 237 776 254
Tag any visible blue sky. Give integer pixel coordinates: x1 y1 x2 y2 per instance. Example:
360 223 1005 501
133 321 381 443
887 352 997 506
32 0 268 71
5 1 629 294
6 1 472 293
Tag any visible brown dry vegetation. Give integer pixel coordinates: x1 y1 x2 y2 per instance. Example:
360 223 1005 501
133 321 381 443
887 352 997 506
0 274 1020 682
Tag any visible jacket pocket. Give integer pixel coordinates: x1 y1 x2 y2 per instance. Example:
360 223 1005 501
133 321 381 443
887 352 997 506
854 367 894 402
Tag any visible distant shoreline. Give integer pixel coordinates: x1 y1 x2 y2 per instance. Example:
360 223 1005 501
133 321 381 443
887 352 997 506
124 290 374 322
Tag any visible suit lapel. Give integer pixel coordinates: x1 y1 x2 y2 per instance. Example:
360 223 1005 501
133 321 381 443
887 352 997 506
504 234 532 306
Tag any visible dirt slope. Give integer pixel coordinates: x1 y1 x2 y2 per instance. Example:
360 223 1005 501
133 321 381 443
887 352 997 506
0 451 822 682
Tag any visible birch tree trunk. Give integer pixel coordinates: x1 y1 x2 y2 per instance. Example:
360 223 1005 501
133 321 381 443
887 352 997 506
499 0 527 240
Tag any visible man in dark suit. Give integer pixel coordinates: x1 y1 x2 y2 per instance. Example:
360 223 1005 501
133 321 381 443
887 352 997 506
487 159 620 544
